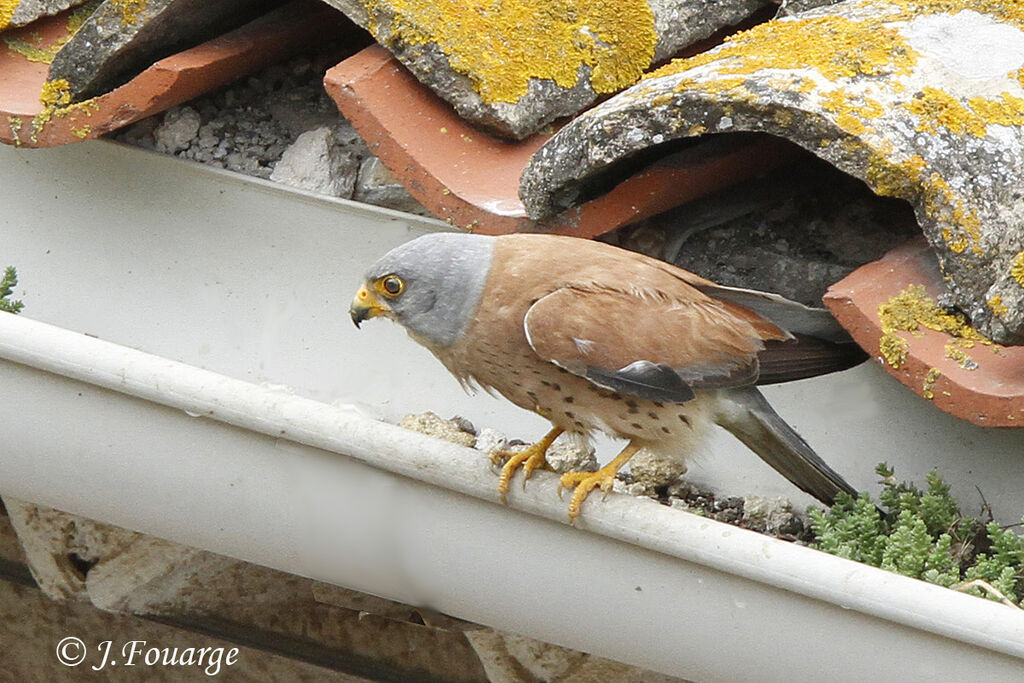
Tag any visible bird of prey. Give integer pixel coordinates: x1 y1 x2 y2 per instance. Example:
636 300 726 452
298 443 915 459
350 232 866 520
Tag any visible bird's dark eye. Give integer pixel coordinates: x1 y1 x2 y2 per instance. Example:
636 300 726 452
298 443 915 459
381 275 404 297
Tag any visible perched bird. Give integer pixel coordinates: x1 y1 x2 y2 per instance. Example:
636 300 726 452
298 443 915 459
350 232 866 520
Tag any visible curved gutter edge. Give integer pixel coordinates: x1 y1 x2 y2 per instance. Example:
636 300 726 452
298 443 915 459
0 312 1022 660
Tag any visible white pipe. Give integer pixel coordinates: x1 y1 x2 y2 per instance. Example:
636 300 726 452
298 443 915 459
1 312 1023 681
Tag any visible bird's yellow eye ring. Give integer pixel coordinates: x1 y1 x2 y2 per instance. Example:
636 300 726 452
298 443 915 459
379 275 404 298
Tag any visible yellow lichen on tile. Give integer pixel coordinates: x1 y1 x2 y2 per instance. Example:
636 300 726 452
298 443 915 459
879 331 910 368
919 172 984 256
944 338 978 370
71 124 90 139
922 367 940 398
365 0 657 104
877 284 991 369
906 86 986 136
1011 250 1024 287
29 78 98 143
988 295 1008 318
7 115 22 146
879 0 1024 30
649 14 918 84
865 152 924 199
968 92 1024 127
0 0 17 33
906 88 1024 138
110 0 146 26
4 1 98 64
821 88 884 135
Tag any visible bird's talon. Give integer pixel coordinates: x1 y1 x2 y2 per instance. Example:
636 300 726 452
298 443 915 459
489 429 562 502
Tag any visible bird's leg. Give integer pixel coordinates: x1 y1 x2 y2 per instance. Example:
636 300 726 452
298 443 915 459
559 441 642 522
491 426 564 503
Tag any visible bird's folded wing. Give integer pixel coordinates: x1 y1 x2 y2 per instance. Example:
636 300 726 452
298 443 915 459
523 285 778 403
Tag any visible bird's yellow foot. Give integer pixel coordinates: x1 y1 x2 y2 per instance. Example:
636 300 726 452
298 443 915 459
490 427 563 503
558 441 642 522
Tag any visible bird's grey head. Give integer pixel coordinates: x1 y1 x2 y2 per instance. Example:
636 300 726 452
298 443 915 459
351 232 496 347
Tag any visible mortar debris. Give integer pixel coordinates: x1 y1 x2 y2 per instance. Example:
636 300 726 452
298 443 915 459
113 46 429 215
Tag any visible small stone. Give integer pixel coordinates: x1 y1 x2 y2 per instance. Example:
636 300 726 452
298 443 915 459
626 449 686 494
741 495 802 535
118 116 158 150
449 415 476 436
153 106 201 153
474 427 508 454
354 156 431 215
398 412 477 448
269 126 359 198
544 437 597 474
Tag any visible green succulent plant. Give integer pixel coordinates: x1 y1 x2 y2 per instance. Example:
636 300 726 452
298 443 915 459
810 463 1023 606
0 267 23 314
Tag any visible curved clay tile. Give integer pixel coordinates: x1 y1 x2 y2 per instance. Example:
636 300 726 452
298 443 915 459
824 239 1024 427
521 1 1024 345
324 45 799 236
319 0 773 139
0 0 347 148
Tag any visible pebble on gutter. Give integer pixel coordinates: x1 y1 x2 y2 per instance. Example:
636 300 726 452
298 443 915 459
521 0 1024 345
319 0 771 140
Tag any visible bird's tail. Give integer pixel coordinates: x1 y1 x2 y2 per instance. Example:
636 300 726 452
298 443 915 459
712 386 857 506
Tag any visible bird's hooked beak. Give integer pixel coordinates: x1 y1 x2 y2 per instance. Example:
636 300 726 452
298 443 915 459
350 283 392 328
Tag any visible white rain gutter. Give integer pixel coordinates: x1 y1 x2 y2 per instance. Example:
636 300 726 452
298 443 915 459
4 140 1024 681
1 311 1023 682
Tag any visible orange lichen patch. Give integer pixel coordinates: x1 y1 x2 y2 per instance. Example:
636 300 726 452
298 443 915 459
673 75 748 95
877 284 990 368
366 0 657 104
649 14 917 84
4 2 96 63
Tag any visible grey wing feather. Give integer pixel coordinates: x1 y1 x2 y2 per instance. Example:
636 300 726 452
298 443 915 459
585 361 696 404
713 386 857 505
695 284 852 343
